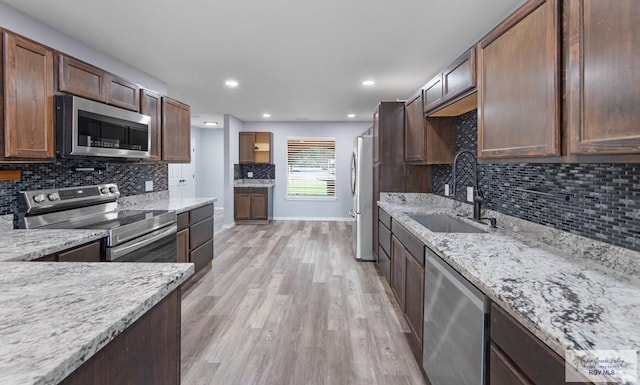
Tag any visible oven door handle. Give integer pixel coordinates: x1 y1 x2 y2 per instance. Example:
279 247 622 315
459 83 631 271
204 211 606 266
108 224 177 261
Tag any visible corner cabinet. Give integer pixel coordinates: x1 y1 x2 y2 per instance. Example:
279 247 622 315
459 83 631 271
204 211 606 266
477 0 561 159
2 31 55 161
565 0 640 156
162 97 191 163
239 132 272 164
405 92 455 164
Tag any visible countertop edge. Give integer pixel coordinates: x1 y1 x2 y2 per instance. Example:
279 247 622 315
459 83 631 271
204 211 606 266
3 230 109 262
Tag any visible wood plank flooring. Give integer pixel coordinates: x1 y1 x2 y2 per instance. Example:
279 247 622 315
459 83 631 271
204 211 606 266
181 220 427 385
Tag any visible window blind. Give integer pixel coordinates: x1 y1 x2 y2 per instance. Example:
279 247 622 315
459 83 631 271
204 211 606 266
286 138 336 197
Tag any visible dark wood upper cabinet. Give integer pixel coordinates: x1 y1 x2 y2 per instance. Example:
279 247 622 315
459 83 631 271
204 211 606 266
565 0 640 156
443 48 476 102
239 132 272 164
106 74 140 111
477 0 561 159
239 132 256 164
2 31 55 160
161 96 191 163
423 75 443 112
405 92 456 164
58 53 107 102
140 89 162 161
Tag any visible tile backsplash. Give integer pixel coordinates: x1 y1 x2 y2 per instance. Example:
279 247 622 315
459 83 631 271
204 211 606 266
0 159 167 216
234 163 275 180
432 110 640 252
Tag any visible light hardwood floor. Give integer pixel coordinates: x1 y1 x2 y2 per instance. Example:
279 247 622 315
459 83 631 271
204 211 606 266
181 220 427 385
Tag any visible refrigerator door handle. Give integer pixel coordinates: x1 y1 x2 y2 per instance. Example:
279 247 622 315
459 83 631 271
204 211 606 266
351 152 357 196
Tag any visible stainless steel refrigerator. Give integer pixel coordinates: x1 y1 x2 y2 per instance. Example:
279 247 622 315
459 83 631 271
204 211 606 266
350 135 374 261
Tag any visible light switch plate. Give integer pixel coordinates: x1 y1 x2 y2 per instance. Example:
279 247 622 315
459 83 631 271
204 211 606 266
444 184 450 196
145 180 153 192
466 186 474 202
247 171 253 178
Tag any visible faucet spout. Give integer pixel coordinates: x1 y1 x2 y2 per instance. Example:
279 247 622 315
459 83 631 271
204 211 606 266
451 150 483 221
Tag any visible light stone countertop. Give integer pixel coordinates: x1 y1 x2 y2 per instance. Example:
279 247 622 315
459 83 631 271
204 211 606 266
378 194 640 361
0 229 108 262
119 196 217 214
233 179 276 188
0 262 194 385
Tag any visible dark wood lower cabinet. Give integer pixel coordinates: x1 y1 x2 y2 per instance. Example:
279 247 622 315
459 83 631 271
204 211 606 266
177 204 214 274
391 235 405 306
59 289 181 385
404 251 424 361
377 245 391 284
35 240 104 262
489 302 592 385
234 187 273 223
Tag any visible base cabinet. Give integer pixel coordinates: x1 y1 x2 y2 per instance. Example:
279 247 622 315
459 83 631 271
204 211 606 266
489 302 592 385
177 204 214 274
59 289 181 385
234 187 273 223
35 240 104 262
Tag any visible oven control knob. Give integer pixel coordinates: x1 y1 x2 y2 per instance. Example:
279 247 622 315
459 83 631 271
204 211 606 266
47 193 59 201
109 186 118 194
100 187 109 194
33 194 46 203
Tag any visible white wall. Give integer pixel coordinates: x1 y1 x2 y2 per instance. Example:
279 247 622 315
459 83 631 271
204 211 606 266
242 121 370 220
194 127 225 206
0 2 167 94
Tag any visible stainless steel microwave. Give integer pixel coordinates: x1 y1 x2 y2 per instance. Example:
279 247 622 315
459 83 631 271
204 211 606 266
56 94 151 159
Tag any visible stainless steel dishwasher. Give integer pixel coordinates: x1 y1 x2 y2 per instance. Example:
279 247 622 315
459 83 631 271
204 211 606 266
422 247 488 385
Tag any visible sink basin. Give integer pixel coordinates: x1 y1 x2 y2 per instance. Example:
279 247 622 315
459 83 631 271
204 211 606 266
406 214 486 234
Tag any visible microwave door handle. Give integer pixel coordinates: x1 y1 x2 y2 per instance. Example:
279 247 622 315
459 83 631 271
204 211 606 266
108 224 177 261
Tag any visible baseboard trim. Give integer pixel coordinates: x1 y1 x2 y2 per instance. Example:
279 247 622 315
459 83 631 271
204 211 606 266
273 216 353 222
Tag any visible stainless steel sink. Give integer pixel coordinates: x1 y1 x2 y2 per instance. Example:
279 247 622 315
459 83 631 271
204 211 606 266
406 214 486 233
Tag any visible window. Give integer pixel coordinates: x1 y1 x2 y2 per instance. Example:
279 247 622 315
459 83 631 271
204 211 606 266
287 138 336 198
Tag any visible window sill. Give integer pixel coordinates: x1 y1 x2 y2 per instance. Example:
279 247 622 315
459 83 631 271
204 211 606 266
285 196 337 202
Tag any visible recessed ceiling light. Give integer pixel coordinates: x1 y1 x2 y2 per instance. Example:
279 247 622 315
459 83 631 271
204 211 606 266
347 114 356 118
263 113 271 118
204 121 218 126
362 80 375 86
225 80 239 88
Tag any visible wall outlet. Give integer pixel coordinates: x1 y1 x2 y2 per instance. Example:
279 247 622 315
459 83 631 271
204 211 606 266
247 171 253 178
466 186 474 203
444 184 450 196
145 180 153 192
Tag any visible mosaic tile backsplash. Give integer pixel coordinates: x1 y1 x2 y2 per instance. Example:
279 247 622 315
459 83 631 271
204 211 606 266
234 163 275 180
432 110 640 252
0 159 167 216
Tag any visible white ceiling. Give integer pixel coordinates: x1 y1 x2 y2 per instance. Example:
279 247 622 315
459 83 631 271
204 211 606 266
3 0 525 124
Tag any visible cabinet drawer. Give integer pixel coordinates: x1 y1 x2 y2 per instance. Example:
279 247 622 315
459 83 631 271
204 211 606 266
391 222 424 266
234 187 252 194
177 212 189 231
58 241 102 262
189 216 213 250
377 245 391 284
189 204 214 225
378 207 392 228
190 239 213 272
489 343 533 385
378 221 391 256
490 303 570 385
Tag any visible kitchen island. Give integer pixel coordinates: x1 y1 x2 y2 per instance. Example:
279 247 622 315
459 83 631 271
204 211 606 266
0 262 194 385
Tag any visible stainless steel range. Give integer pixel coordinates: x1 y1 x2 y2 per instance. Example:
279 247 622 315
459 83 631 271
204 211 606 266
17 184 177 262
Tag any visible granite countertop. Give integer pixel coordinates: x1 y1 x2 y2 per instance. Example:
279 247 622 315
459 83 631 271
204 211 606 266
0 229 108 262
233 179 276 188
0 262 194 385
378 196 640 360
121 196 217 214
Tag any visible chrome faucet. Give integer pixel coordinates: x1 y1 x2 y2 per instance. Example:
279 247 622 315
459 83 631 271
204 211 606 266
451 150 483 221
